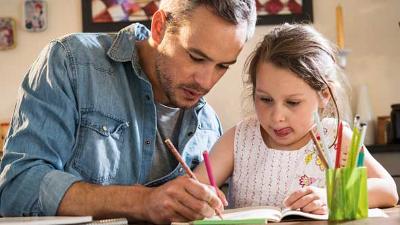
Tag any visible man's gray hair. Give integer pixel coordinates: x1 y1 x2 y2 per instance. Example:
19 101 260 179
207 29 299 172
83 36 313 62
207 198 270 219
159 0 256 41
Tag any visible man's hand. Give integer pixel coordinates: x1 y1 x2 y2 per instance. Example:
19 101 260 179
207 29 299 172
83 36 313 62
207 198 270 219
142 176 223 224
283 186 328 215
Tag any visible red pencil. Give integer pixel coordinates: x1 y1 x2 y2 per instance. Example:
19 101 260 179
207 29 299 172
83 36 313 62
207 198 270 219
335 122 343 168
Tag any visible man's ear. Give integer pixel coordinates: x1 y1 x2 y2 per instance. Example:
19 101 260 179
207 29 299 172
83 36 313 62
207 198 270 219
151 10 168 45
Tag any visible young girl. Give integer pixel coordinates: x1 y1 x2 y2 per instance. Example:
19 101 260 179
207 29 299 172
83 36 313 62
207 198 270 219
194 24 398 215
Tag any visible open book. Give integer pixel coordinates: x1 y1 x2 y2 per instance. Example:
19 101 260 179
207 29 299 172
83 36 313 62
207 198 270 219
172 206 387 225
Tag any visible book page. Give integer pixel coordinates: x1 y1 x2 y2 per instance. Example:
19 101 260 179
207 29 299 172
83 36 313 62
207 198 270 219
280 208 387 220
281 208 328 220
368 208 388 218
204 206 282 222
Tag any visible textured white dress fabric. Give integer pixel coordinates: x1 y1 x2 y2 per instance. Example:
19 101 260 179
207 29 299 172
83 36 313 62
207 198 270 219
228 116 337 208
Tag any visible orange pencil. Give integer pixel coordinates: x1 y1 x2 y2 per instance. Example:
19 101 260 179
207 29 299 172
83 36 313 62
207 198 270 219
164 139 197 179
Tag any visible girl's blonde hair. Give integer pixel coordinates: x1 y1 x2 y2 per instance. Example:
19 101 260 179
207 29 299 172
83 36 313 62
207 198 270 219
243 23 352 146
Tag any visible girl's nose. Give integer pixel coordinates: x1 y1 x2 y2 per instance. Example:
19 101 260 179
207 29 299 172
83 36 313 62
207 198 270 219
271 106 286 123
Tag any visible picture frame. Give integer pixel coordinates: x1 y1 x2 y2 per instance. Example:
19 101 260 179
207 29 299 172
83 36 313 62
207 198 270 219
256 0 313 25
81 0 313 33
0 17 16 50
0 122 10 157
82 0 159 32
23 0 48 32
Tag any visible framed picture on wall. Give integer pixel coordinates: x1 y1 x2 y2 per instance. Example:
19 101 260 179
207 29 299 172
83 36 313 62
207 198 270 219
256 0 313 25
82 0 160 32
23 0 48 32
0 17 16 50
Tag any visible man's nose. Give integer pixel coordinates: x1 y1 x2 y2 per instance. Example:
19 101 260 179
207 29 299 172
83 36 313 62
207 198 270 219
193 66 217 91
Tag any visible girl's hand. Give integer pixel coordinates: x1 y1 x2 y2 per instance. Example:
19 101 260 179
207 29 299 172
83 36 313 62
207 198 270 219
283 186 328 215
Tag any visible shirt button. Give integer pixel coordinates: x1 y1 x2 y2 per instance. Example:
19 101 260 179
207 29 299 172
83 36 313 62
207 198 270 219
145 140 150 145
187 132 193 137
145 95 150 101
179 167 184 173
102 126 107 131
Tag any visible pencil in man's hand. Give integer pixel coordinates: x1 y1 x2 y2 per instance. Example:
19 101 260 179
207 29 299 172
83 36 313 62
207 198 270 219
164 138 197 180
164 139 223 220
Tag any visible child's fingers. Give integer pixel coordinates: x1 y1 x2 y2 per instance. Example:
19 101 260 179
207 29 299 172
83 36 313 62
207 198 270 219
300 199 325 213
283 186 313 207
288 192 319 210
311 205 328 215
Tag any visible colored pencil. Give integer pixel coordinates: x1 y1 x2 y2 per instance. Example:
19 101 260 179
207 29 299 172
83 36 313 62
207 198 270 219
309 130 329 169
164 139 223 220
357 146 365 167
335 122 343 168
356 123 367 167
313 112 333 168
202 151 218 190
202 151 224 220
165 139 197 180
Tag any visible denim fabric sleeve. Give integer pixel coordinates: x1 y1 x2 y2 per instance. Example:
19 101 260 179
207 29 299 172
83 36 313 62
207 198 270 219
0 40 82 216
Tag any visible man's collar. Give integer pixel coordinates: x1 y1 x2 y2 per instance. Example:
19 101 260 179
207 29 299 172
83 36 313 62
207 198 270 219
107 23 150 62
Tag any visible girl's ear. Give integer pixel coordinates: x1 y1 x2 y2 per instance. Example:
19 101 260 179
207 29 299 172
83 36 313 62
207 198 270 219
151 10 168 45
319 88 331 108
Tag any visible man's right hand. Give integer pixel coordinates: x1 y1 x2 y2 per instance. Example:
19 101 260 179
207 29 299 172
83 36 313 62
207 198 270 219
141 176 223 224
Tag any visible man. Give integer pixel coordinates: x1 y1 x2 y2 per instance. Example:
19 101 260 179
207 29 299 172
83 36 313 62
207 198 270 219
0 0 256 224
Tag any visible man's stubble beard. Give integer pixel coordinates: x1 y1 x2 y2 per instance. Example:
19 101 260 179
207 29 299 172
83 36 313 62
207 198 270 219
155 52 211 109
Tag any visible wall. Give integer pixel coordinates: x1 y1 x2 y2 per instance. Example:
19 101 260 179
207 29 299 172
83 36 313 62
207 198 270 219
0 0 82 121
1 1 399 137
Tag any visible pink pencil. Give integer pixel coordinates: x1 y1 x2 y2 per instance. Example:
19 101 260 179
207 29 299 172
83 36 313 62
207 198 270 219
202 151 224 220
202 151 217 189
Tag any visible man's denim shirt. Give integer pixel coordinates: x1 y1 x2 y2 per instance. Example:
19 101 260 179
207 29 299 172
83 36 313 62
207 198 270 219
0 24 223 216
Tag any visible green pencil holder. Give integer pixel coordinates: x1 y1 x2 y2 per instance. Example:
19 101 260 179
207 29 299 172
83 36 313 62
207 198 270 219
326 167 368 221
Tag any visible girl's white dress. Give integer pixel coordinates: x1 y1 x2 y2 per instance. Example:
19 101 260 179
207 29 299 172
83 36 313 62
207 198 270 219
228 116 338 208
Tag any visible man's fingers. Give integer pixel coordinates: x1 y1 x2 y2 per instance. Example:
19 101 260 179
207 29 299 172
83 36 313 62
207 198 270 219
184 179 223 211
173 198 206 221
177 185 215 219
216 188 228 207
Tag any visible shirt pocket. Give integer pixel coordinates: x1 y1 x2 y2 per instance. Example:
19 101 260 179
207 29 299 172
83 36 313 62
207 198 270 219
183 129 221 169
72 110 129 184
